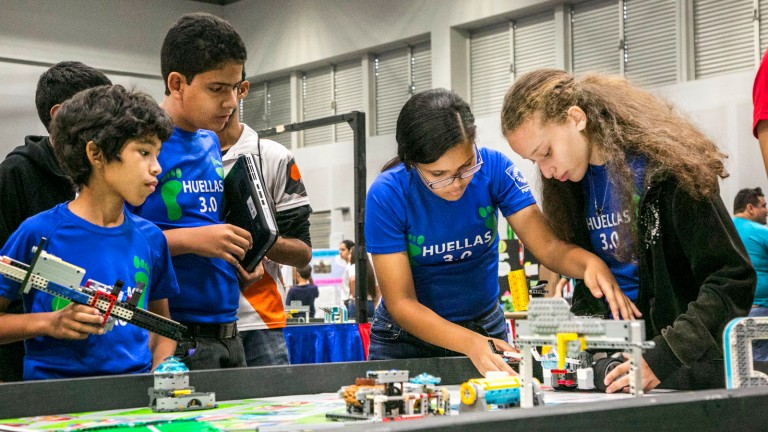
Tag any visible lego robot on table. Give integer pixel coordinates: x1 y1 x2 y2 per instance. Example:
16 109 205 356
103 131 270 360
459 372 544 412
148 356 217 412
515 298 655 407
327 370 450 422
724 316 768 389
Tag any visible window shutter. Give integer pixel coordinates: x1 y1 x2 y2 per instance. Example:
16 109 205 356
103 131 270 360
375 47 411 135
242 81 267 131
302 67 334 147
514 11 556 80
693 0 754 78
572 0 622 76
334 60 362 142
760 0 768 55
624 0 679 87
309 210 332 248
470 22 511 117
411 42 432 96
267 76 292 146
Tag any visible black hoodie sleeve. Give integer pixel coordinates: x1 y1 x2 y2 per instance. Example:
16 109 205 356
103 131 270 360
0 156 29 248
642 182 755 386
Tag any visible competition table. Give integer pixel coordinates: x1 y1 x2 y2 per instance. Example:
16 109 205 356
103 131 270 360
1 357 768 431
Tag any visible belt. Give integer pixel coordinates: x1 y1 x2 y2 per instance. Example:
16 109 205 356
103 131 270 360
181 321 238 339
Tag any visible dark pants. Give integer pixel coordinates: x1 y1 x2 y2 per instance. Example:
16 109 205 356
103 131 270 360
368 303 508 360
0 300 25 382
174 334 246 370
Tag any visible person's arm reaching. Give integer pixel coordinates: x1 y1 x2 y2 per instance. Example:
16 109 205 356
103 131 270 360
372 252 515 377
508 205 640 320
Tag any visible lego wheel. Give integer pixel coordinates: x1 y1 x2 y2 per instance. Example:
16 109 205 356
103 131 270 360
593 357 623 392
460 382 477 405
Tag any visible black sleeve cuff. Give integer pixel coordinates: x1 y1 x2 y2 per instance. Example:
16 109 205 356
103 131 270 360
275 205 312 247
643 334 683 383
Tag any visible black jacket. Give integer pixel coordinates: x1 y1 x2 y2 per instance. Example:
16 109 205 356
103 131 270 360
571 175 755 390
0 136 75 248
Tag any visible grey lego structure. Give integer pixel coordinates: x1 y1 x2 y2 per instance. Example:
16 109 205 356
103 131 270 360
515 298 654 407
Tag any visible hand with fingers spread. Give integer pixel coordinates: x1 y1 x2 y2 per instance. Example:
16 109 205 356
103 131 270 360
603 353 660 394
47 303 105 340
582 258 641 320
466 335 518 377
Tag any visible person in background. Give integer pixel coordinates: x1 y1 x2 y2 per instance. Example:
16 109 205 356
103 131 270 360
346 245 380 319
502 68 755 391
0 61 111 382
286 265 319 318
339 239 354 310
217 78 312 366
733 187 768 361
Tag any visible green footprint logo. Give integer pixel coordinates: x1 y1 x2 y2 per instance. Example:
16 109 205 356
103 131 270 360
161 168 183 221
478 206 498 242
211 157 224 179
51 296 71 311
132 256 149 308
407 233 425 265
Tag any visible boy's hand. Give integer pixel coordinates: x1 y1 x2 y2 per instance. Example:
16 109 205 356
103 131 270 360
47 303 104 340
189 224 253 266
236 258 266 291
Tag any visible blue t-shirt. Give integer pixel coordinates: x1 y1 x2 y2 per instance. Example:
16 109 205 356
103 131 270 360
581 158 646 302
130 127 239 324
286 283 319 317
365 148 536 322
733 217 768 307
0 203 179 380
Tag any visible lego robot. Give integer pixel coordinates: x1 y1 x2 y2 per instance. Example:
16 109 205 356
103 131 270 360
148 356 217 412
0 238 186 341
459 372 544 412
327 370 450 421
724 316 768 389
515 298 655 407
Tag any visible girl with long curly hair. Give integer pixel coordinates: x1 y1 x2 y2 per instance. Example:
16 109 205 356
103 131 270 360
502 68 755 392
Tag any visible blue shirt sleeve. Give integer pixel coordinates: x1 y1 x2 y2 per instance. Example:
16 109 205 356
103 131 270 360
365 172 409 255
487 149 536 217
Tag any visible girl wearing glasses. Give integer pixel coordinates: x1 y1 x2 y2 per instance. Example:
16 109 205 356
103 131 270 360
365 88 639 376
502 69 755 392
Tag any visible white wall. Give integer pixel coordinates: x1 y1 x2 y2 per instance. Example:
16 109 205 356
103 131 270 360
0 0 221 156
222 0 766 238
0 0 763 244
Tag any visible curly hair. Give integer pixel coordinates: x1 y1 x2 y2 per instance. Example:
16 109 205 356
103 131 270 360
501 69 728 260
52 85 173 186
161 13 247 96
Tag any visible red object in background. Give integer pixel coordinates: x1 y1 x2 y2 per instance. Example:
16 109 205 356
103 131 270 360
358 323 371 359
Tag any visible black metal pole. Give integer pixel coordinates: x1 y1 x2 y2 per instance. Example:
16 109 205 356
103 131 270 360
256 112 369 323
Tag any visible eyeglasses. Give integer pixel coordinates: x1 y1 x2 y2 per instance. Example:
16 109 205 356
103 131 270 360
415 144 483 189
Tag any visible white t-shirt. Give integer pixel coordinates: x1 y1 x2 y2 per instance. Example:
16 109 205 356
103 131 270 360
222 124 311 331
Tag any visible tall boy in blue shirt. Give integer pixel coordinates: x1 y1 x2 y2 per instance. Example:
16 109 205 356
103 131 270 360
0 85 179 380
131 13 262 369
